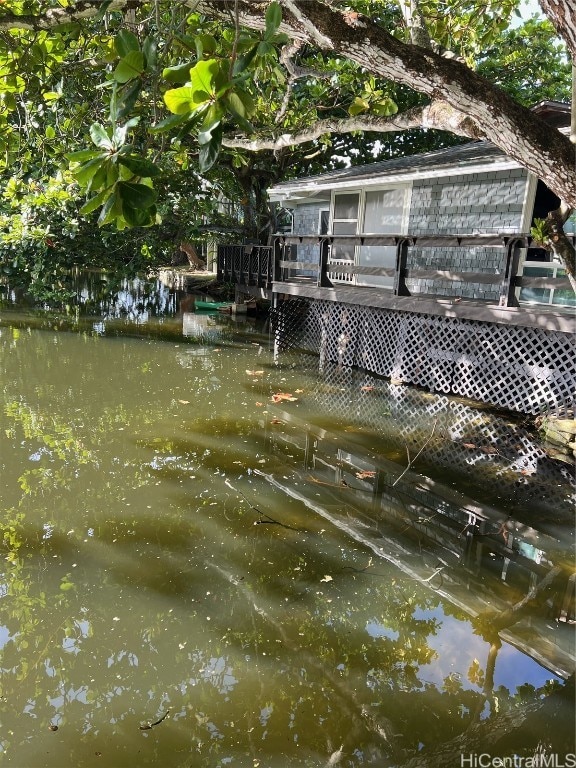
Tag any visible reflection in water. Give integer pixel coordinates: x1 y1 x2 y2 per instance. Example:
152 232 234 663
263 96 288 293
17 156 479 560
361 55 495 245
260 390 574 678
0 282 573 767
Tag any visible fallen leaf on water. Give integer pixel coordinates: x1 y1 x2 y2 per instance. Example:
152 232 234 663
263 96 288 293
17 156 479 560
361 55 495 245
271 392 298 403
320 575 333 582
246 370 264 376
355 470 376 479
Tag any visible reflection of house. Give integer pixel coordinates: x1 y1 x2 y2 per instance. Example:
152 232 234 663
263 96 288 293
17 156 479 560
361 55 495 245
262 377 575 679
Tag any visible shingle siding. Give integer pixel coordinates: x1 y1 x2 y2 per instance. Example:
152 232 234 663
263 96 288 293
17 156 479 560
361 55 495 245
286 168 530 300
406 170 529 299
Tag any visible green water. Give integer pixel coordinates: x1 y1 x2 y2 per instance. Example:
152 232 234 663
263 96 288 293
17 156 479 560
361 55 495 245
0 284 574 767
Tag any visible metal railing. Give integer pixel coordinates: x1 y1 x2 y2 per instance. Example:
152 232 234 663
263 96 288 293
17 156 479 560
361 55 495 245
217 234 575 308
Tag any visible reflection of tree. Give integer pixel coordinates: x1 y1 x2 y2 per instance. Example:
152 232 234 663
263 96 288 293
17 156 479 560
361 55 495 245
1 324 573 766
397 675 575 767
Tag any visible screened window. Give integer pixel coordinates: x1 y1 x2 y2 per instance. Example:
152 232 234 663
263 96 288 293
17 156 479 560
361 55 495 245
329 186 411 287
332 193 359 262
358 187 410 288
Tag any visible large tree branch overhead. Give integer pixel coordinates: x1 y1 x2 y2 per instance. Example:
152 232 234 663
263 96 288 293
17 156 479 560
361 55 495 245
237 0 574 208
1 0 575 206
222 103 484 151
539 0 576 59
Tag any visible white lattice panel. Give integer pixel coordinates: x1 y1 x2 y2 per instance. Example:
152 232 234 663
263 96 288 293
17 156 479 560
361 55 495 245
273 353 575 521
274 299 575 415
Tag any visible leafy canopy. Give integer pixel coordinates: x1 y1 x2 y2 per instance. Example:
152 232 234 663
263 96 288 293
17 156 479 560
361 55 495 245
0 0 572 240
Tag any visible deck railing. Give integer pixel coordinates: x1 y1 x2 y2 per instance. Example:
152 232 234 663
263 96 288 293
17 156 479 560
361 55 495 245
217 233 575 308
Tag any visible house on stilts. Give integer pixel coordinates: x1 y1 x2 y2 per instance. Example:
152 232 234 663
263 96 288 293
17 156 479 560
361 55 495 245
218 101 575 416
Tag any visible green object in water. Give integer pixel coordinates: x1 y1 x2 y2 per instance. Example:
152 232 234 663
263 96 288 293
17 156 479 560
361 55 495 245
195 300 232 311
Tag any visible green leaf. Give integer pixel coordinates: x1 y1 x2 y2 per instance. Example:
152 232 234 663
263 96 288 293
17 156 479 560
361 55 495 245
115 29 140 58
79 187 111 216
142 37 157 70
233 45 259 75
115 79 141 121
348 96 369 116
265 1 282 37
123 203 156 227
199 102 224 141
2 92 17 111
173 34 198 52
164 86 207 114
94 0 113 20
89 123 114 150
234 87 255 117
271 32 290 45
190 59 228 97
66 148 104 162
118 155 161 177
162 62 195 84
226 90 247 118
111 117 138 147
117 181 157 209
195 34 218 58
224 91 255 132
372 98 398 117
88 161 109 193
113 51 145 83
198 127 222 172
97 191 121 227
257 41 274 57
150 113 190 132
72 156 107 186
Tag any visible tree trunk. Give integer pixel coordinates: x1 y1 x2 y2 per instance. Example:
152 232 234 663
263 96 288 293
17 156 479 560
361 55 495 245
539 0 576 59
544 207 576 292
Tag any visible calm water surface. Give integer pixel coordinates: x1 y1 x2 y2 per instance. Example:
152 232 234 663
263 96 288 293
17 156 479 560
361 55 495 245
0 278 574 767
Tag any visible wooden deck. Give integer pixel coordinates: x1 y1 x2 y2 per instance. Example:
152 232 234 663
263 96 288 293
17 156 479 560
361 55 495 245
271 281 575 333
218 234 575 334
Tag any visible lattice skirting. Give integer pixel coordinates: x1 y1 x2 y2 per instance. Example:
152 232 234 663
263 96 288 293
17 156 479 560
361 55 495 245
273 299 576 415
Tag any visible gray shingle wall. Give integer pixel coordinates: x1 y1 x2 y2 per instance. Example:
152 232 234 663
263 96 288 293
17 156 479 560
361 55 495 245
289 170 530 299
408 169 527 234
406 169 529 299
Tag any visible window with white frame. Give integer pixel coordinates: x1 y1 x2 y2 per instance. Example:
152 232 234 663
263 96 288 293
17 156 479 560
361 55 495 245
358 186 411 288
518 211 576 308
330 185 411 287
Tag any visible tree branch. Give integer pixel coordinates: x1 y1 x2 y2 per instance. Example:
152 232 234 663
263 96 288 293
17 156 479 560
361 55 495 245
0 0 133 30
2 0 575 207
222 102 484 151
399 0 434 50
205 0 576 206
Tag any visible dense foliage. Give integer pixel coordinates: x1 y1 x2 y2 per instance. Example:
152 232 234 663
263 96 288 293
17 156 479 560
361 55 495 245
0 0 573 300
